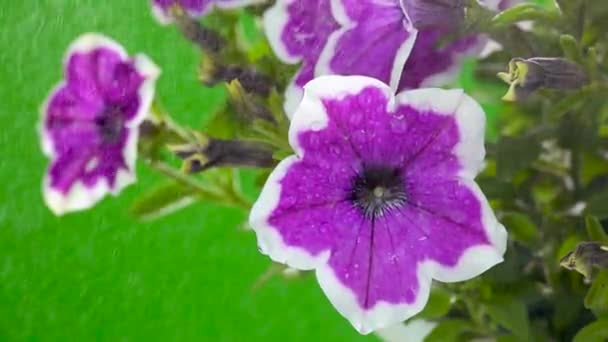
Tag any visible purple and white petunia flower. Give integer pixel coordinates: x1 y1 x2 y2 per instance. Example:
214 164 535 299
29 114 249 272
40 33 160 215
264 0 517 116
250 75 507 333
264 0 418 115
151 0 265 25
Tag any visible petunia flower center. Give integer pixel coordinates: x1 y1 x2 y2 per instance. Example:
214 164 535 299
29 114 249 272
95 105 125 144
348 165 407 219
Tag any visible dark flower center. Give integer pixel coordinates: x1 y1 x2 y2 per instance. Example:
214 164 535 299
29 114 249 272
95 106 125 144
348 165 407 219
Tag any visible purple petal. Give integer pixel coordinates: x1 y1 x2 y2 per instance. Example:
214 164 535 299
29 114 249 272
399 29 484 89
264 0 340 114
250 76 506 333
321 0 417 90
401 0 465 30
65 52 105 108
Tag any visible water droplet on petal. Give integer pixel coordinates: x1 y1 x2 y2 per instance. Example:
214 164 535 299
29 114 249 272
319 222 329 234
390 119 407 133
283 195 297 208
330 145 341 156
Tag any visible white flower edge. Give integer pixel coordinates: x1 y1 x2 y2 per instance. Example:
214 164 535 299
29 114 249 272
288 75 393 154
42 168 136 216
249 156 331 270
394 88 486 180
375 320 437 342
39 33 160 215
251 75 506 334
282 73 305 117
263 0 301 64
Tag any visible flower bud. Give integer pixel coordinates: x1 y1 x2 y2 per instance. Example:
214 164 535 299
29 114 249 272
560 241 608 282
199 56 273 96
171 6 225 53
170 135 275 173
498 57 588 101
226 80 275 123
402 0 466 30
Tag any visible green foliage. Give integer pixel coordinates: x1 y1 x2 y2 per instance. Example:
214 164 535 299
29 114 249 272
586 216 608 243
416 287 453 319
485 298 531 341
425 319 473 342
586 190 608 220
573 318 608 342
129 181 197 220
501 212 539 244
585 271 608 317
495 135 541 180
491 3 559 28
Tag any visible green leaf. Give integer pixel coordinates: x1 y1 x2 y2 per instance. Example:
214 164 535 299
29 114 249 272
235 11 270 62
497 335 520 342
417 287 452 319
553 294 585 330
492 3 560 28
272 149 292 161
130 182 198 221
586 216 608 243
586 191 608 220
585 271 608 318
204 107 237 139
485 298 531 341
477 177 516 199
573 319 608 342
560 35 584 64
558 113 597 150
550 86 597 118
556 235 583 262
501 212 539 244
424 319 473 342
496 135 541 180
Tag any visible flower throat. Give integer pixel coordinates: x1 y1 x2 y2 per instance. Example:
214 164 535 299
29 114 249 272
348 165 407 219
95 106 125 144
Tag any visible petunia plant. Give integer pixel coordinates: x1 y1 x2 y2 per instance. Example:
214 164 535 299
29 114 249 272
37 0 608 340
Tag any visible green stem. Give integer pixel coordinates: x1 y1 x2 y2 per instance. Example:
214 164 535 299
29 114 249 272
252 124 291 153
151 100 197 143
571 148 582 198
147 160 250 211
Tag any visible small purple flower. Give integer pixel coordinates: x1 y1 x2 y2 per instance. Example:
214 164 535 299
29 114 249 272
250 76 507 333
40 33 160 215
265 0 517 115
264 0 418 115
151 0 264 24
